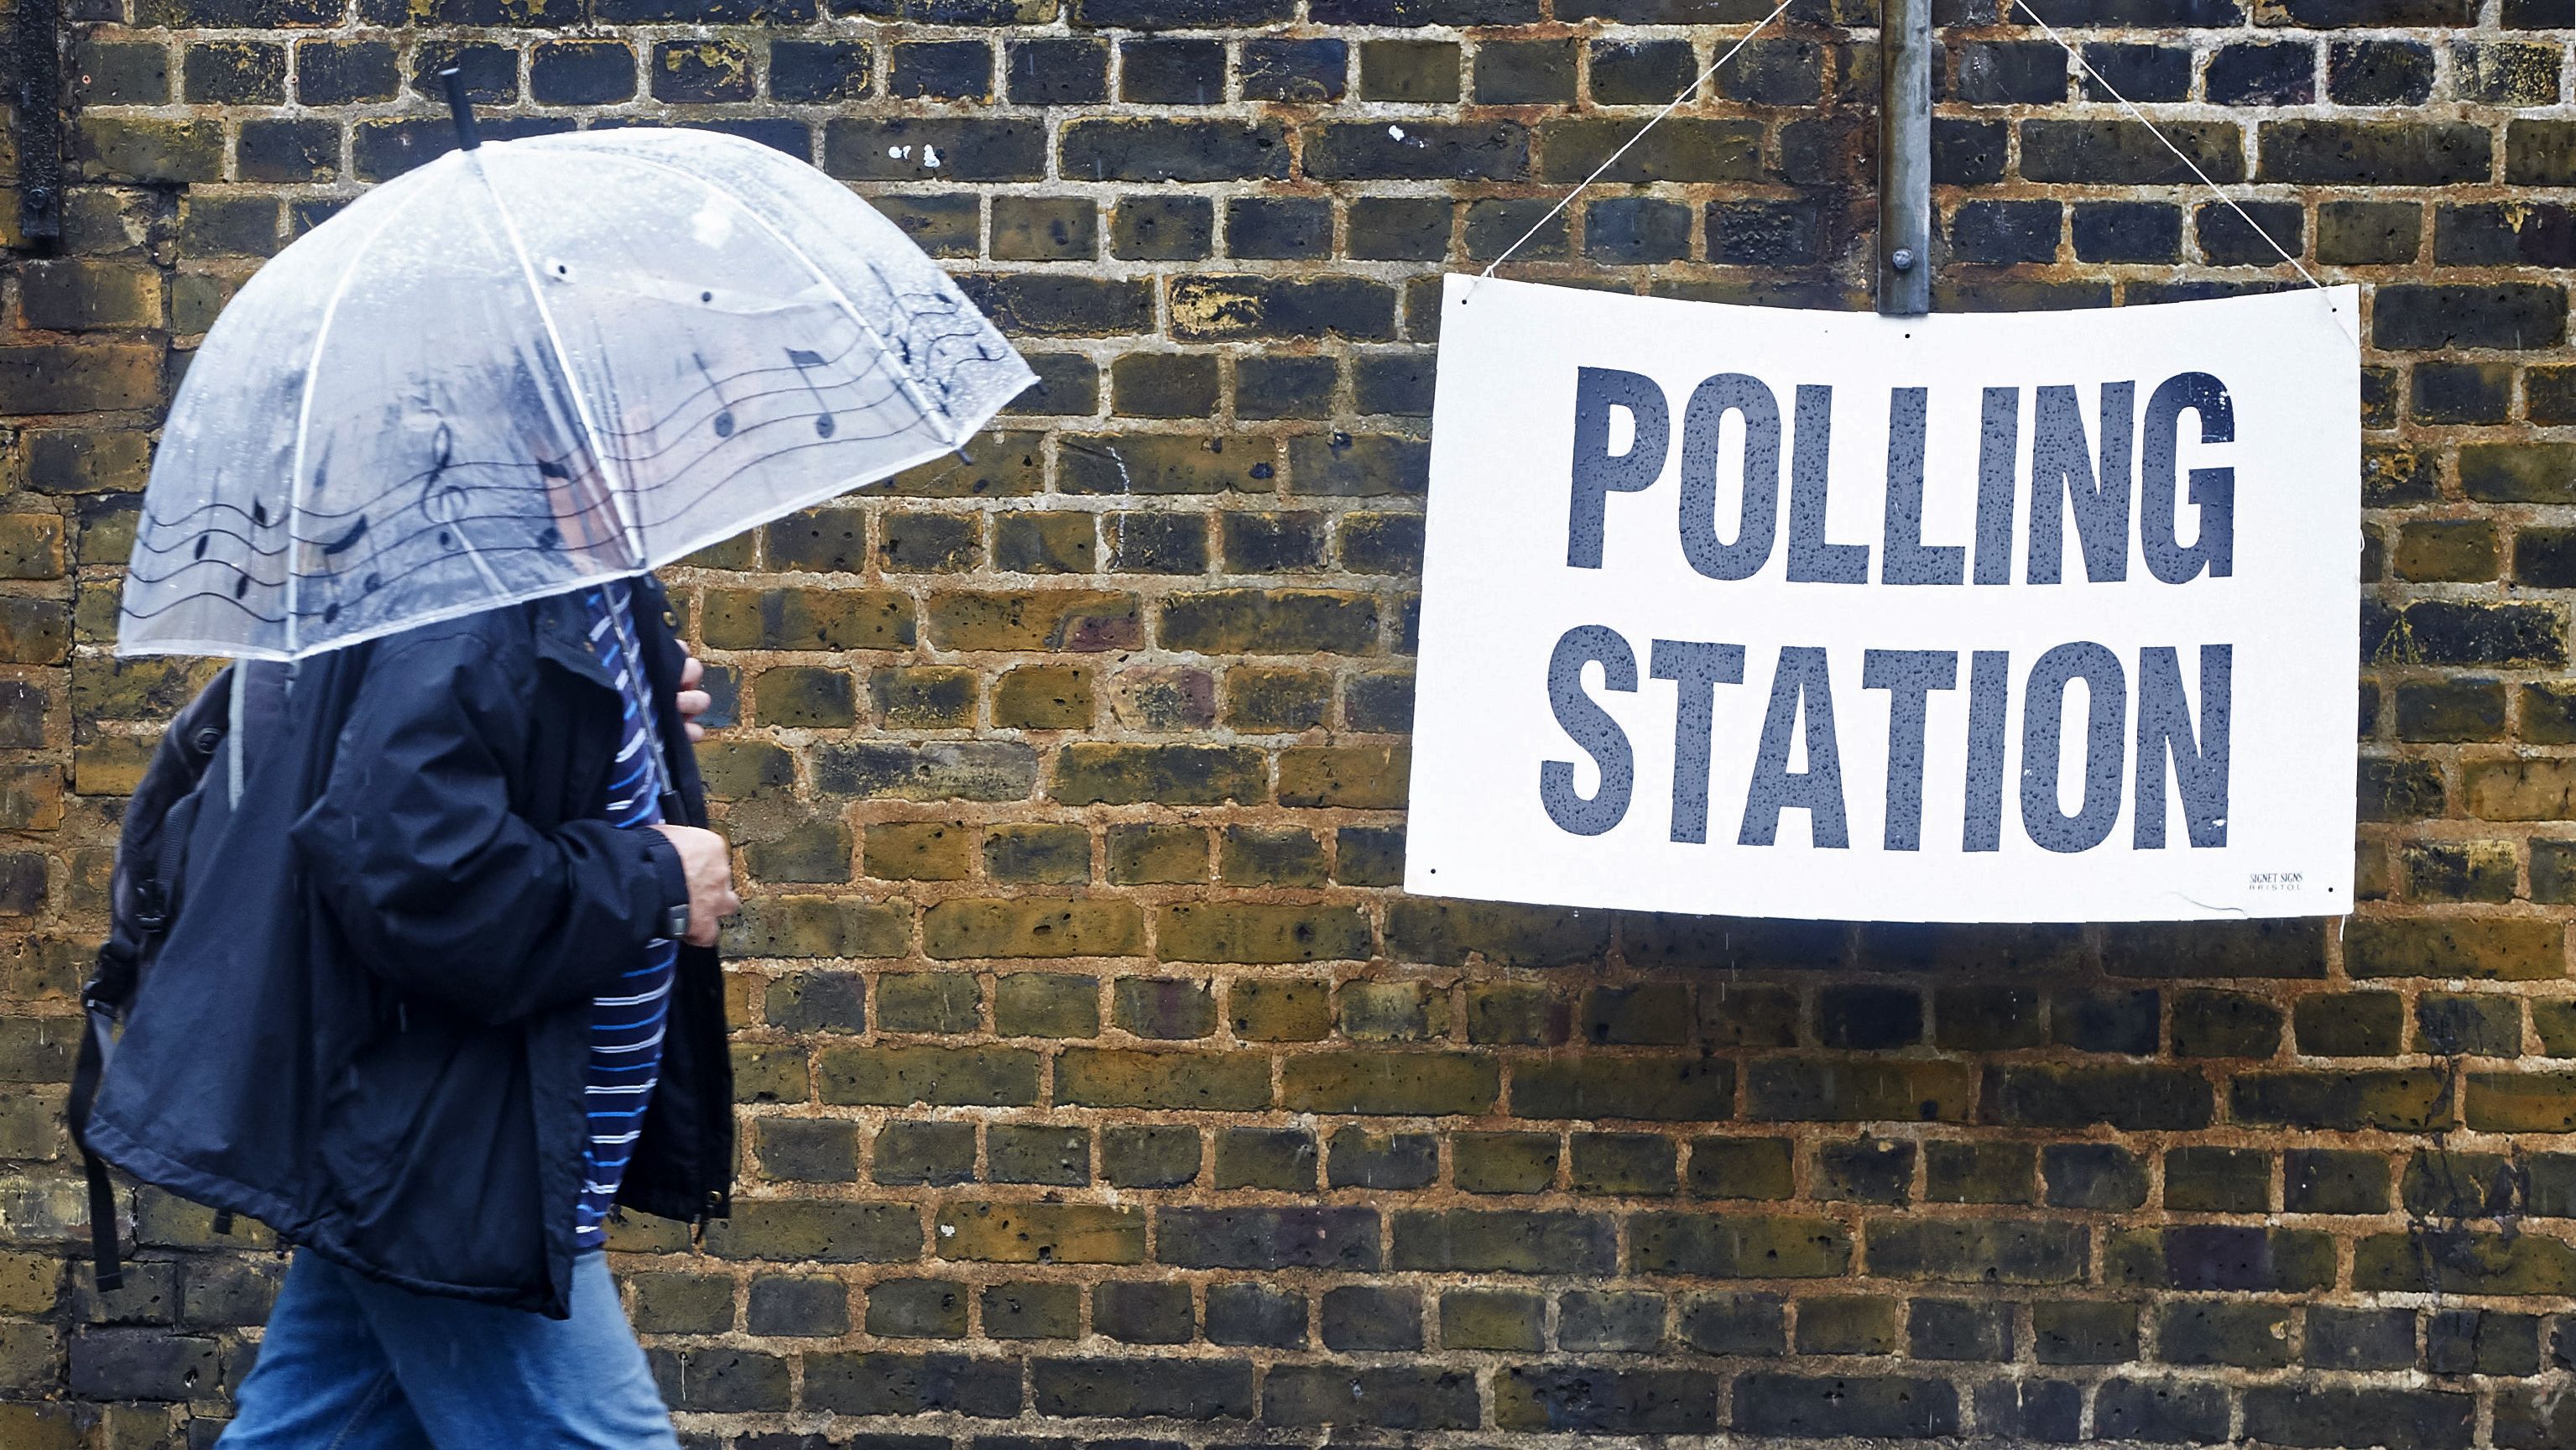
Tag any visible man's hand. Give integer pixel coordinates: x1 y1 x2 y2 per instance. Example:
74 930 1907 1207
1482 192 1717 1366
650 824 738 947
677 655 712 743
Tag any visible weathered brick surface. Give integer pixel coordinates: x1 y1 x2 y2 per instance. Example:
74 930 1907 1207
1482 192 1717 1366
13 0 2576 1441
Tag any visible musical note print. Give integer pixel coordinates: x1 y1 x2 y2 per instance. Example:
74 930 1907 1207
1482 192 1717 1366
785 348 837 438
693 353 736 438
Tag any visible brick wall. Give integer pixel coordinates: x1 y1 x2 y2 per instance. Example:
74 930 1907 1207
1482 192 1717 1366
5 0 2576 1441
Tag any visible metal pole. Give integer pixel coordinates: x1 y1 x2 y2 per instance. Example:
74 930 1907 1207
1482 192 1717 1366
12 0 63 244
1879 0 1932 316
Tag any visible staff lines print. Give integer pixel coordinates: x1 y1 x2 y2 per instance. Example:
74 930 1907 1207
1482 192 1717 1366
121 124 1035 662
129 407 956 629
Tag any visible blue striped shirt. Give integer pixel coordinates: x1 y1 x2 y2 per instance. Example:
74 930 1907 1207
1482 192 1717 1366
574 582 678 1249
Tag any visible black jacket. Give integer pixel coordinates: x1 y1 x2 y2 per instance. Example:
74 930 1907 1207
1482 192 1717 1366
85 577 733 1317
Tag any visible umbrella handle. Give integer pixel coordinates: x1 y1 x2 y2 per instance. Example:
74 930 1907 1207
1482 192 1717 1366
438 67 481 153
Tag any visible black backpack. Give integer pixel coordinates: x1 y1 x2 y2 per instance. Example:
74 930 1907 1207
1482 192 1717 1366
68 662 284 1290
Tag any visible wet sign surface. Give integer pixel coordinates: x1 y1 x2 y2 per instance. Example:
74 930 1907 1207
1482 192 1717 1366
1408 276 2361 922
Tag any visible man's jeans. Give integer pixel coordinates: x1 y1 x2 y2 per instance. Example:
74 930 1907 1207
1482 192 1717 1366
218 1250 681 1449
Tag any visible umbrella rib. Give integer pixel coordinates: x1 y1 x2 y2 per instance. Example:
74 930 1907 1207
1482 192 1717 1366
587 144 962 454
280 170 441 656
465 148 649 572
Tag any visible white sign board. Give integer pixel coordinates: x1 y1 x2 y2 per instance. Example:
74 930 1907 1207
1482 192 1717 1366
1407 277 2360 923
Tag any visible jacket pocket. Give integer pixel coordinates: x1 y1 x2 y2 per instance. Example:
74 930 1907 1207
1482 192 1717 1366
317 1010 468 1196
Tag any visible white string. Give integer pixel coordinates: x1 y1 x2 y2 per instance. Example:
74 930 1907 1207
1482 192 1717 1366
1469 0 1797 296
2010 0 2327 294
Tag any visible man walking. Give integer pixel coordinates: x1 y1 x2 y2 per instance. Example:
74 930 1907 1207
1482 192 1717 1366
81 571 738 1447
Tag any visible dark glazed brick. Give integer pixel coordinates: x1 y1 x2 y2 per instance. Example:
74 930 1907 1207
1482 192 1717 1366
1095 1280 1192 1344
2036 1301 2139 1364
2166 1147 2270 1212
2095 1378 2229 1442
1499 1368 1721 1434
1733 1374 1959 1438
989 1124 1090 1186
1322 1284 1421 1350
1122 39 1225 104
1925 1141 2034 1204
1934 119 2007 185
1113 194 1221 259
1004 39 1106 104
2438 203 2576 267
1031 1358 1253 1420
2313 1306 2417 1369
2261 122 2491 186
1103 1124 1201 1187
2410 365 2512 426
1817 1138 1914 1204
2052 989 2158 1055
774 40 871 102
1243 39 1346 102
1227 199 1332 261
1682 1293 1786 1354
2287 1149 2390 1213
2243 1387 2474 1450
1207 1282 1306 1347
2196 202 2302 266
2042 1144 2147 1209
2023 121 2243 184
77 40 170 105
1348 196 1452 261
1329 1128 1437 1188
2081 42 2187 100
2328 39 2435 105
1110 351 1215 416
1910 1299 2015 1360
2172 989 2281 1058
2159 1301 2293 1368
827 121 1047 183
532 41 638 104
1955 40 2065 102
2215 41 2318 105
1796 1295 1896 1354
1711 200 1823 265
1160 1207 1379 1269
1064 121 1290 184
889 41 993 100
2072 202 2181 263
185 41 286 102
1361 39 1459 101
1478 39 1575 103
654 40 755 102
1810 984 1918 1051
1952 201 2059 264
297 40 397 104
1591 38 1693 104
2428 1307 2540 1375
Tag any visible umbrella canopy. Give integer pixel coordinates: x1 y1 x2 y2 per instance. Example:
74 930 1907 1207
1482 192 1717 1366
119 126 1035 660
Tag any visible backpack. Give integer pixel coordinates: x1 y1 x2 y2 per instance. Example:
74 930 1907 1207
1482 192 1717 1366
69 662 282 1290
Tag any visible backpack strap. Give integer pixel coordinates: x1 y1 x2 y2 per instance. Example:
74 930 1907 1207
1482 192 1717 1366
70 1004 121 1291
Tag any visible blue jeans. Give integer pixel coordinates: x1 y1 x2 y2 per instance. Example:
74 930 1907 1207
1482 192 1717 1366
218 1251 681 1449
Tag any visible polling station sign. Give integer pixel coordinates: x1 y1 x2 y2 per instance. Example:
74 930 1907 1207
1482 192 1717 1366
1406 277 2361 923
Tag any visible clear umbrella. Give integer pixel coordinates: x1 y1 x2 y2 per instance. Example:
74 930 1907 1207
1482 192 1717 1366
118 103 1034 660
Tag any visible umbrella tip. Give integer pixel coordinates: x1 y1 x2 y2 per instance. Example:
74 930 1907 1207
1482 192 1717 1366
437 67 481 153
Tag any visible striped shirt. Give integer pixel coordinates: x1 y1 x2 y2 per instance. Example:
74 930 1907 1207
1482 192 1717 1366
573 582 678 1250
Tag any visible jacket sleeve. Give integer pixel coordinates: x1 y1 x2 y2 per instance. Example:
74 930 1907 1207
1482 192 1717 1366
290 631 686 1024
